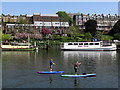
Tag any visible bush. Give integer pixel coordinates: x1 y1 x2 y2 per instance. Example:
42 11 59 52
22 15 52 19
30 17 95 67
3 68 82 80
114 33 120 40
102 35 113 41
61 36 71 42
2 34 11 41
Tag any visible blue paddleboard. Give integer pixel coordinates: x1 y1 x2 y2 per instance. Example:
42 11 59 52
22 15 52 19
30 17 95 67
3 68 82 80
37 71 64 74
61 73 96 77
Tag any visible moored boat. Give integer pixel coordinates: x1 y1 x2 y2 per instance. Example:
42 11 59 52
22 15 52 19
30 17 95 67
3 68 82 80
1 42 38 51
61 41 117 51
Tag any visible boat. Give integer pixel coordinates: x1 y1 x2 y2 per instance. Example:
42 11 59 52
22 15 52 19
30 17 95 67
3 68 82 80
37 71 64 74
1 42 38 51
61 73 96 77
61 41 117 51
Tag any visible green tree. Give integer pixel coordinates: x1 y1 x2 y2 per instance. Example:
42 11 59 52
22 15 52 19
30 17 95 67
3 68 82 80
56 11 73 26
83 32 93 41
52 34 61 40
84 20 97 37
0 32 1 47
94 31 103 40
61 36 71 42
102 35 113 41
109 20 120 36
113 33 120 40
2 34 11 41
68 26 84 41
69 26 79 35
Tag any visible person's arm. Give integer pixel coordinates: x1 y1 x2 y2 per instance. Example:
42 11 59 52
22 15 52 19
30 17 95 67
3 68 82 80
53 62 56 65
77 62 81 67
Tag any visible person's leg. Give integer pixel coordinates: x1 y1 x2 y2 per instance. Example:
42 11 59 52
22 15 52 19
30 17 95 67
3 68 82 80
50 65 52 72
74 67 77 75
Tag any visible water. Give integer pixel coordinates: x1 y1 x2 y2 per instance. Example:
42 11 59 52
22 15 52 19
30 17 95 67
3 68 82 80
2 48 119 88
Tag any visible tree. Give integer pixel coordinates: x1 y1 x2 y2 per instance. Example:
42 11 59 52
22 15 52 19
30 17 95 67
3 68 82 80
41 28 51 38
84 20 97 37
84 33 93 41
113 33 120 40
68 26 84 41
94 31 103 40
102 35 113 41
109 20 120 36
2 34 11 41
56 11 73 26
15 33 28 39
61 36 71 42
69 26 79 35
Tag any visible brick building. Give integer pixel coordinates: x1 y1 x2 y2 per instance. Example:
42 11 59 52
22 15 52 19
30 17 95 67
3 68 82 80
1 13 69 35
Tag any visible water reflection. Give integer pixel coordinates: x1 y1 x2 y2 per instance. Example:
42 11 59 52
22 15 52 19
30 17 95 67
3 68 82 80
62 51 118 88
62 51 116 61
74 78 78 88
2 50 119 88
49 75 53 88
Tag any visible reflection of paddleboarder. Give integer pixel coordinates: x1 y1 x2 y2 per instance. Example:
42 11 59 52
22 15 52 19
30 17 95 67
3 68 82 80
50 59 55 72
73 61 81 75
49 75 53 84
74 78 78 87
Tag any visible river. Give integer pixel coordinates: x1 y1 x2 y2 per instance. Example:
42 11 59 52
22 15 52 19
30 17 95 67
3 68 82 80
2 48 120 88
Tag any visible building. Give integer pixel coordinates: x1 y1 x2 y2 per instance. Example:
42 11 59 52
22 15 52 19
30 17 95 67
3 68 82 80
2 13 120 35
2 13 69 35
33 13 69 34
73 14 120 34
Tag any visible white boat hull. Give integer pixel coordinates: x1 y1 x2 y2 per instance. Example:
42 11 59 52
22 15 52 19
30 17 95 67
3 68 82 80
61 48 116 51
61 41 117 51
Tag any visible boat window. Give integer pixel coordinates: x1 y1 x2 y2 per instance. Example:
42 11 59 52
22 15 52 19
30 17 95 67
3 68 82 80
79 43 83 45
89 43 94 45
95 43 99 45
68 43 73 45
74 43 78 45
84 43 88 45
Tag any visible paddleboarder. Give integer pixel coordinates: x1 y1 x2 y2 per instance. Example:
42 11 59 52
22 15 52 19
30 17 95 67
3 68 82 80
50 59 55 72
73 61 81 75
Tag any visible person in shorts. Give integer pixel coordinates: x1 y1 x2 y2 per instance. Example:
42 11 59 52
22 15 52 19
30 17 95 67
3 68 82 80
50 59 55 72
73 61 81 75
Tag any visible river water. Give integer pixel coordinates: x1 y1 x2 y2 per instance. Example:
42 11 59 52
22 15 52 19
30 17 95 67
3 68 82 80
2 48 120 88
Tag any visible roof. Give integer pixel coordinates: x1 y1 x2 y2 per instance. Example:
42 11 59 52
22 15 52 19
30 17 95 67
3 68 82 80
41 14 58 17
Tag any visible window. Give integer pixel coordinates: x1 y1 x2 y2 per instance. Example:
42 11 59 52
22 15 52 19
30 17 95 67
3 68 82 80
74 43 78 45
79 43 83 45
68 43 72 45
89 43 94 45
84 43 88 45
95 43 99 45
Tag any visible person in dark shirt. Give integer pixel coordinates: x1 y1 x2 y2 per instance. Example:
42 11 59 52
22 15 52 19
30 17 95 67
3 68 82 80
73 61 81 75
50 59 55 72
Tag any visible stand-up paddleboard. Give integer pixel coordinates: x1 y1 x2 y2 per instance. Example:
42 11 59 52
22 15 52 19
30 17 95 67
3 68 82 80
37 71 64 74
61 73 96 77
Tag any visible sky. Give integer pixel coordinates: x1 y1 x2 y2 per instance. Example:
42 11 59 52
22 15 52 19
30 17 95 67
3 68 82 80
1 2 119 15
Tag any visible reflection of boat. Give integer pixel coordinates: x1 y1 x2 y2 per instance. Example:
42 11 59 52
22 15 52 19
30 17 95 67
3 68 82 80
62 50 116 61
1 42 38 51
61 41 117 51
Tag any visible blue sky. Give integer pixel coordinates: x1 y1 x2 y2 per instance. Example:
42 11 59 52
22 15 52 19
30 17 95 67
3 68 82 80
2 2 118 15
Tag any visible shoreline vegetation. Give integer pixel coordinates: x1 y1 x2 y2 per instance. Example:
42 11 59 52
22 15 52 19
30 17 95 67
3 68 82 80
1 11 120 50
